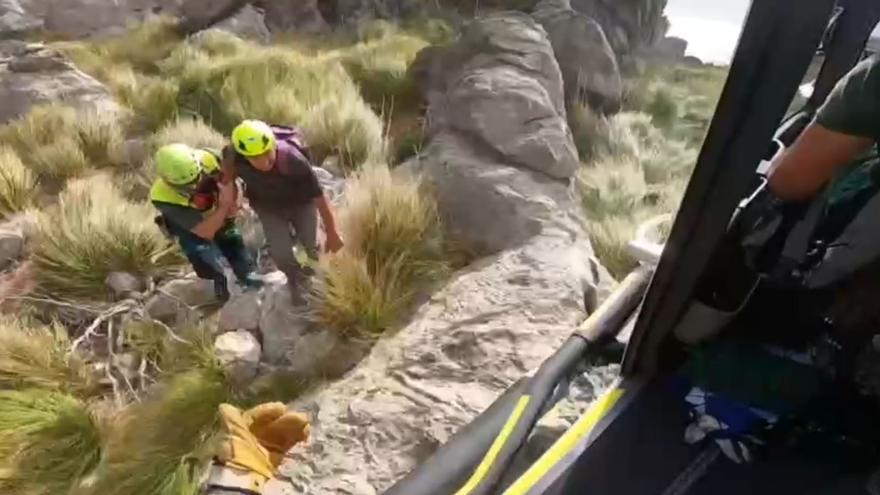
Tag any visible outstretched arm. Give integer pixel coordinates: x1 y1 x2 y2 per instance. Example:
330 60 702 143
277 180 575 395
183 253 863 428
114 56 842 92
314 194 344 253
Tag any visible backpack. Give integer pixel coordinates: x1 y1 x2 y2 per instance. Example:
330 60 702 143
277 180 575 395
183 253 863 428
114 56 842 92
270 125 314 174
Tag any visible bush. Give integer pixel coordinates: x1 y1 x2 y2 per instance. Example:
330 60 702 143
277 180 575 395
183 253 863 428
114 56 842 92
0 317 97 398
175 45 385 171
87 368 229 495
0 389 103 495
333 29 429 110
311 165 448 335
105 67 181 132
151 117 226 152
31 176 183 301
576 111 698 278
0 147 37 219
126 322 217 376
0 105 127 180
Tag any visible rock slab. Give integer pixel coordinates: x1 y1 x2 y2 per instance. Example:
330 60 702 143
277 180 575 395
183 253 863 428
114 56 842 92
273 13 611 494
0 42 118 124
533 0 622 113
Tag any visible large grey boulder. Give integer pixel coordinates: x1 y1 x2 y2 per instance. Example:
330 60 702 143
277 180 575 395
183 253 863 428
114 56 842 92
533 0 622 113
253 0 329 34
210 4 270 42
145 276 217 324
415 13 578 181
0 42 118 123
0 0 42 38
570 0 668 56
257 272 367 377
273 13 611 494
214 330 261 384
218 290 261 332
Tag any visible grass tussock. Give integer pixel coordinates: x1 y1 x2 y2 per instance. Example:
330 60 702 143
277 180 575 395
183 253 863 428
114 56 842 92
175 43 386 170
0 316 97 398
329 24 430 110
0 147 37 219
575 110 698 278
0 390 103 495
87 368 229 495
151 117 226 152
571 62 727 278
0 104 126 181
311 165 449 335
126 322 218 376
31 175 183 301
623 63 727 146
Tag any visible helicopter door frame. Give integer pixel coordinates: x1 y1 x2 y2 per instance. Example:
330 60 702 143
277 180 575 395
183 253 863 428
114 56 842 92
622 0 856 376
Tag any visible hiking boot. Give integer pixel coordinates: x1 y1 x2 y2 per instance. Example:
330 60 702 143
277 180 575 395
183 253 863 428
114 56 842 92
214 279 231 303
238 272 264 291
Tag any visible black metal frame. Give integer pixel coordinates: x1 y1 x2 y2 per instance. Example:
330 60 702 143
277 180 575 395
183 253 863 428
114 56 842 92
622 0 851 376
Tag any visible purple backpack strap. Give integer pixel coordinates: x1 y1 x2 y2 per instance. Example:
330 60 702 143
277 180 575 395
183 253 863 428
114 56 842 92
270 125 313 175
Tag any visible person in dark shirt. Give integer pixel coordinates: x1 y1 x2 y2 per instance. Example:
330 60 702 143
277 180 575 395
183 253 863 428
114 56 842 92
222 120 344 300
150 143 261 301
769 55 880 200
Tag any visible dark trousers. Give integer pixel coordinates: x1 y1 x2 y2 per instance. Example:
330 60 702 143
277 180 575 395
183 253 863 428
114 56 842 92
173 222 254 287
253 203 318 285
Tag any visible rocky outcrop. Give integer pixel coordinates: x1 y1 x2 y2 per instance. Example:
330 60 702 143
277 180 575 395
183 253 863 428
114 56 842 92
643 35 688 61
273 13 611 494
317 0 426 26
145 276 217 325
0 41 118 123
414 14 577 182
9 0 265 40
0 0 42 38
254 0 329 34
570 0 668 56
533 0 622 113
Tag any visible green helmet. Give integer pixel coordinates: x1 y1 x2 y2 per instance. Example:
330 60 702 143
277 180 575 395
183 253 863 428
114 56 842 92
155 143 202 185
231 120 276 157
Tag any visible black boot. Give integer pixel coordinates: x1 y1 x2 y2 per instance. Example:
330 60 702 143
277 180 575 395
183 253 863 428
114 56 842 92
214 279 231 303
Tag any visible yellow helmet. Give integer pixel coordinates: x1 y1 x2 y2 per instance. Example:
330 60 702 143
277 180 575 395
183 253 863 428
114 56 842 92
196 148 221 174
231 120 276 157
155 143 201 185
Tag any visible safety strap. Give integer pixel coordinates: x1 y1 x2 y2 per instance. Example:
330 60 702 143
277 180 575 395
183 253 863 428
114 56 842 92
204 464 264 495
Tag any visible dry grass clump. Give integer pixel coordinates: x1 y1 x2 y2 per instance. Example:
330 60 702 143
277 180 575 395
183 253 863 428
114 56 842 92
311 164 449 335
0 104 126 181
30 176 183 300
0 147 37 219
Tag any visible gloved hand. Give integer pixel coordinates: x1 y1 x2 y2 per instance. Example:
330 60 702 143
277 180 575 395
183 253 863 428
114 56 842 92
210 403 310 493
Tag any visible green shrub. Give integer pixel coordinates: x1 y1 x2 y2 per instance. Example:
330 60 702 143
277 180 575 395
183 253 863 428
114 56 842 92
176 45 385 171
87 368 228 495
151 117 226 151
126 322 217 376
0 105 127 180
311 165 448 335
30 136 91 181
576 110 699 278
0 147 37 219
0 389 103 495
31 176 183 301
332 29 429 110
0 317 97 398
106 68 181 132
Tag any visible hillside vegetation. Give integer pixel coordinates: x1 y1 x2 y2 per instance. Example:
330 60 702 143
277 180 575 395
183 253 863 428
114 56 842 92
0 18 457 493
573 63 728 277
0 13 728 492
